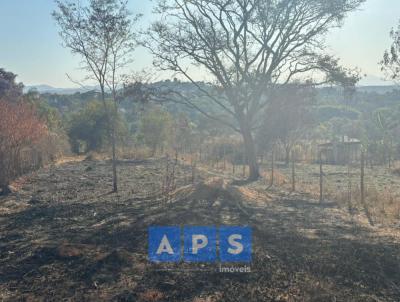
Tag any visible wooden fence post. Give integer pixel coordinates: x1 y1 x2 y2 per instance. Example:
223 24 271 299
292 151 295 192
319 150 323 203
199 146 201 162
270 147 274 187
216 146 219 169
242 151 246 178
191 161 196 184
360 150 374 225
361 150 365 206
347 163 352 212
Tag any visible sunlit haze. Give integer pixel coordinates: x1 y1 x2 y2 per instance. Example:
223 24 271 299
1 0 399 87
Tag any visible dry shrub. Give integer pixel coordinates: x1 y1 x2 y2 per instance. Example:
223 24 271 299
263 169 289 186
0 100 47 190
392 167 400 176
0 100 70 192
364 186 399 223
84 151 109 161
43 131 71 159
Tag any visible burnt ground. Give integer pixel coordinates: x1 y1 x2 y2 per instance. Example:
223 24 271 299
1 158 400 301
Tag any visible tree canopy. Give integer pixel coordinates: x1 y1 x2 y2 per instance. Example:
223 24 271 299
145 0 364 179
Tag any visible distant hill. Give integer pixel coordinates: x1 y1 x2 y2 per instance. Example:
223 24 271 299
356 85 400 94
26 82 400 96
25 84 99 95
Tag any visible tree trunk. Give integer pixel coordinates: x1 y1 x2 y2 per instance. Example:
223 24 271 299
100 84 118 193
239 121 260 181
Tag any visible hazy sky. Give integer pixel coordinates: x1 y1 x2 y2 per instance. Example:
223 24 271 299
1 0 399 87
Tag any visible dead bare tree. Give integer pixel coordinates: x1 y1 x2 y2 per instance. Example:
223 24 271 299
53 0 140 192
144 0 363 180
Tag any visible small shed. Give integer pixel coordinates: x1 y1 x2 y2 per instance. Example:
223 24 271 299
318 137 361 165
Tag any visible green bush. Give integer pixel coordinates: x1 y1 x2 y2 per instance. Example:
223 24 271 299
66 100 129 153
138 107 173 155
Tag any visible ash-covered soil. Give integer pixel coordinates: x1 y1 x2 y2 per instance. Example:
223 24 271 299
1 158 400 301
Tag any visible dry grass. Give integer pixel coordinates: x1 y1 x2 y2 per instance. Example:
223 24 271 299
118 147 153 160
139 290 165 302
193 296 220 302
262 169 289 186
321 183 400 225
256 161 400 226
84 151 110 161
80 147 154 163
55 155 85 165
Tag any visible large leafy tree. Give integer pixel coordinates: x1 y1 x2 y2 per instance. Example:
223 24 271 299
145 0 363 180
0 68 24 102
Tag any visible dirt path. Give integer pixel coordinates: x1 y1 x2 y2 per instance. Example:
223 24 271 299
1 159 400 301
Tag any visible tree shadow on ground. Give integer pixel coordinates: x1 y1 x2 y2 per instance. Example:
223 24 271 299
1 161 400 301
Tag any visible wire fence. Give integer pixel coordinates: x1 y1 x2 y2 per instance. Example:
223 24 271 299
259 151 400 226
159 141 400 226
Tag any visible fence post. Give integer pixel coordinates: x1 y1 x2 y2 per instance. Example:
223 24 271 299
291 150 295 192
242 151 246 178
191 161 196 184
199 146 202 162
216 146 219 169
347 163 352 212
361 150 365 206
360 150 374 225
319 150 323 203
270 147 274 187
223 144 226 170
